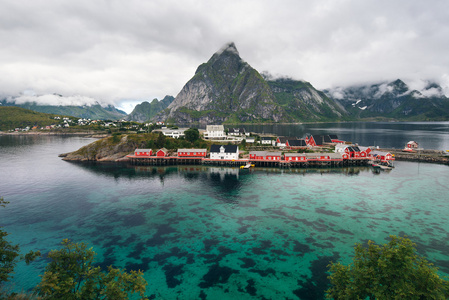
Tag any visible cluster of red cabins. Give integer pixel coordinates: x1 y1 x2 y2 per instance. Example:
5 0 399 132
127 134 395 168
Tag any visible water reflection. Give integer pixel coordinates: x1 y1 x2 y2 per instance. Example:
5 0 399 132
66 161 377 183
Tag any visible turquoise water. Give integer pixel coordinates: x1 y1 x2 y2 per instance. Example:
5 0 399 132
1 134 449 299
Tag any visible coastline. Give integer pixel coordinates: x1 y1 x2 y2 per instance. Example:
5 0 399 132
0 130 109 138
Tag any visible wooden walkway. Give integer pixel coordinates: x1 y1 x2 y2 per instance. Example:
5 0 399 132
127 155 371 168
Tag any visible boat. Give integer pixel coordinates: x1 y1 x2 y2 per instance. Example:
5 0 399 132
371 161 394 170
240 163 253 169
379 164 393 170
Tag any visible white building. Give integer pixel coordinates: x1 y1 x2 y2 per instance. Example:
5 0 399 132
209 145 239 160
261 137 274 145
160 128 187 139
204 125 226 140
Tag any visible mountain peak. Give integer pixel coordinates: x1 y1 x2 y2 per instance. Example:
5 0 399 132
207 42 242 65
215 42 239 56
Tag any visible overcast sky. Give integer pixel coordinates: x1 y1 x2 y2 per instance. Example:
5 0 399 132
1 0 449 113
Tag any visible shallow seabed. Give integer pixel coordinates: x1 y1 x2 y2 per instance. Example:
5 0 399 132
3 159 449 299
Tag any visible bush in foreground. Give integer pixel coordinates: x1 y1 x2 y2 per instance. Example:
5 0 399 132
326 235 449 299
35 239 147 299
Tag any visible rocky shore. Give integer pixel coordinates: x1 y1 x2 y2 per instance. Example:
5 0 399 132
59 134 147 162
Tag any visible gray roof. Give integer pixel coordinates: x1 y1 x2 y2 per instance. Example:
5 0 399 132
250 151 282 156
177 149 207 152
210 144 238 153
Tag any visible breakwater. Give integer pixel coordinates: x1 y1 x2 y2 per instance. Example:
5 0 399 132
381 148 449 165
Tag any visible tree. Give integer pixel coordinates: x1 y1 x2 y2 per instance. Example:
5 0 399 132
1 197 40 293
155 132 166 148
326 235 449 299
35 239 147 300
184 128 199 143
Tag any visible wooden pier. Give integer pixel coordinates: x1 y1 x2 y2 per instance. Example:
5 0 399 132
127 155 370 168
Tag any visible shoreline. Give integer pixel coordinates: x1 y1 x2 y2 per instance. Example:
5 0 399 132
0 130 109 138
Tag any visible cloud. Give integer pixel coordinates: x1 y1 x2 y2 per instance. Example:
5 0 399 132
1 0 449 108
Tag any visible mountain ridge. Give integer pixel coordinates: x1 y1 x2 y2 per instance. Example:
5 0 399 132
125 96 174 122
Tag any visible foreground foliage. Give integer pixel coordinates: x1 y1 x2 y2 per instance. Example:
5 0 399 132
35 239 147 299
1 197 40 299
326 235 449 299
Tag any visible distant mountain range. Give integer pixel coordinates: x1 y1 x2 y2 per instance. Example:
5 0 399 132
324 79 449 121
0 98 127 120
1 42 448 123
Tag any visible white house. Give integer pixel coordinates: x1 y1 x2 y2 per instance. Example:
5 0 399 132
228 128 249 136
209 145 239 160
160 128 187 139
261 137 274 145
245 137 255 143
204 125 226 140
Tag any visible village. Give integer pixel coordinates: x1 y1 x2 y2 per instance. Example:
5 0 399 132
127 125 395 170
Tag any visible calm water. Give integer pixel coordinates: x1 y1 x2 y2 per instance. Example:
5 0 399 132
1 123 449 299
224 122 449 150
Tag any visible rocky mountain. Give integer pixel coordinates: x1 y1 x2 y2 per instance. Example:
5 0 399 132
154 42 348 124
326 79 449 121
265 76 347 122
125 96 174 122
0 98 127 120
154 43 293 124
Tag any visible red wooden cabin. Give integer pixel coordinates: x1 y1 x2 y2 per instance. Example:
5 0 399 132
177 149 207 157
284 153 307 161
156 148 169 157
249 151 282 160
134 149 153 156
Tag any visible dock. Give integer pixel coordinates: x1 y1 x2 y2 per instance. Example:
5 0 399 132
127 155 371 168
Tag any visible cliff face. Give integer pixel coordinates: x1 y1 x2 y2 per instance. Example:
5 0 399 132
154 43 291 124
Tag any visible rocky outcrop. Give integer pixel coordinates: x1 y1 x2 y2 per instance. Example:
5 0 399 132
60 134 144 161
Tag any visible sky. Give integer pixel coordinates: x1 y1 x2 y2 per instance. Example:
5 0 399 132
1 0 449 113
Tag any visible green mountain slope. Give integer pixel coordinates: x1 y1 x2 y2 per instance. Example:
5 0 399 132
0 106 62 131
